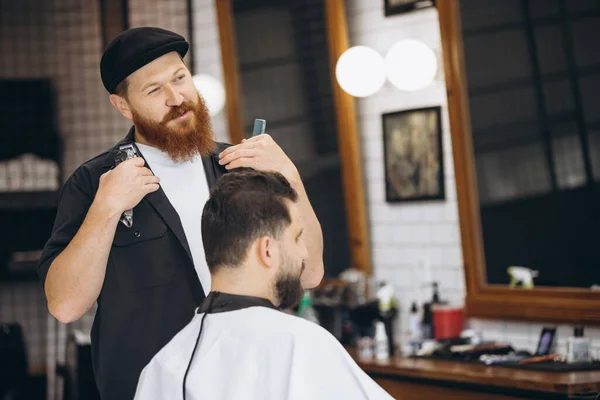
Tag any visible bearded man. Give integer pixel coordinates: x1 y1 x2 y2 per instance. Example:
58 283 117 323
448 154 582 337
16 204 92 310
38 27 324 400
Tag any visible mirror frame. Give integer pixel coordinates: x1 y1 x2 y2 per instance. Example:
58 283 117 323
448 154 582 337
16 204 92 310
214 0 372 274
437 0 600 325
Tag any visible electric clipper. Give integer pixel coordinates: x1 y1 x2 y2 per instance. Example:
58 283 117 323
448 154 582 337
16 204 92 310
113 143 141 228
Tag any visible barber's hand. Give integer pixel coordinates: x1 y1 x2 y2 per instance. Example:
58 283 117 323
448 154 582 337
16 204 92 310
218 134 299 184
95 157 160 216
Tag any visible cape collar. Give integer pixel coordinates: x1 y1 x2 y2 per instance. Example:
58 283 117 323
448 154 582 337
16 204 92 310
196 291 278 314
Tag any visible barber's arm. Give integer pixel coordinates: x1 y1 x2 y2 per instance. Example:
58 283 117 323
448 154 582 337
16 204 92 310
42 158 160 323
218 134 325 288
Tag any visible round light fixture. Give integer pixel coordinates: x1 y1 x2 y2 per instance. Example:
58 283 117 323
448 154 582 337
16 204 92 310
192 74 226 116
385 39 437 91
335 46 386 97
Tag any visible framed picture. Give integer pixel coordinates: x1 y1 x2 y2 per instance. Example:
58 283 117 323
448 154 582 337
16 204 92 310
382 106 444 202
384 0 436 17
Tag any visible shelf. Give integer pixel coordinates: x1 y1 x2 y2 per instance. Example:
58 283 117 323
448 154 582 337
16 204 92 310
0 254 41 282
0 191 59 210
0 270 39 282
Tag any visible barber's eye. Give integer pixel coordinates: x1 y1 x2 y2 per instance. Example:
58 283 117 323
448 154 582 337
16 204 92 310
176 75 185 81
148 88 159 95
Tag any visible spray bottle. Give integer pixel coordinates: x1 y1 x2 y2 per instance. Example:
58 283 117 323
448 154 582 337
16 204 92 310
377 283 398 356
297 290 320 325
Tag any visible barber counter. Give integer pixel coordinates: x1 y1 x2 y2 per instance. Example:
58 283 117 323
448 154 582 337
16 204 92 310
349 349 600 399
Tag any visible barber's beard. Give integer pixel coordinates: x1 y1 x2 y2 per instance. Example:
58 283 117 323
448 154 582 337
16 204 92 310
132 95 216 162
274 257 306 310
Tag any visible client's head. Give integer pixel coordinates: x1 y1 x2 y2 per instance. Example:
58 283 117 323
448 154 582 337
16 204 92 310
201 170 308 309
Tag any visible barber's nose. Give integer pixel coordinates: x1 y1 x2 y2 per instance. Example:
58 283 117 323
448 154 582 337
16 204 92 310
165 84 184 107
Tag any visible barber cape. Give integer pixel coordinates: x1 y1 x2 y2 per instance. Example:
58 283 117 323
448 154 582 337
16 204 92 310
134 292 394 400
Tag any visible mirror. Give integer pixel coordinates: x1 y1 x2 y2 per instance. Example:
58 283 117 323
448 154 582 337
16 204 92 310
438 0 600 324
214 0 371 277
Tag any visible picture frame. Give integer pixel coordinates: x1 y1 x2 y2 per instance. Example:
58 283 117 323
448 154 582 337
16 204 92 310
382 106 445 203
384 0 436 17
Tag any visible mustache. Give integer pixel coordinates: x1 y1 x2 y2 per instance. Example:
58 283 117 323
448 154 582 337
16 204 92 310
161 101 196 124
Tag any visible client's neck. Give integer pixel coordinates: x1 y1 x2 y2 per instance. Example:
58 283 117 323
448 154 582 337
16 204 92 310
210 268 276 305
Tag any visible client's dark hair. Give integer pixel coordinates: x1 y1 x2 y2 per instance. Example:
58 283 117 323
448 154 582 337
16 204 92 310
201 170 298 272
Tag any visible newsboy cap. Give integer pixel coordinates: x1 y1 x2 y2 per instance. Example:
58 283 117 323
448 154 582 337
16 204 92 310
100 27 189 94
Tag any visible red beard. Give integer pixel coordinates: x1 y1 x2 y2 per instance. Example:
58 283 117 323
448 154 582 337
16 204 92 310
132 95 216 162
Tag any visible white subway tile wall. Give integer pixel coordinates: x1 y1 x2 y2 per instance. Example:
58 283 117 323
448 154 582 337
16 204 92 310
346 0 463 344
345 0 600 353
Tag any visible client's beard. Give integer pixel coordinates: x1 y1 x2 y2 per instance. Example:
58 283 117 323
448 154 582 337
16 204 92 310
132 94 216 162
274 259 306 310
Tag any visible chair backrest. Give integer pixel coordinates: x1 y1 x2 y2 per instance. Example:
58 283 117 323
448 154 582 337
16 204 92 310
0 323 28 400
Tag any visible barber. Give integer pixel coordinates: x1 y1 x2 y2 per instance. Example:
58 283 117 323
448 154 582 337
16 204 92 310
38 27 324 400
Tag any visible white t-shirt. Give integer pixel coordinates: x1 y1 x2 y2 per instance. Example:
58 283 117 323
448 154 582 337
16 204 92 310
136 143 212 294
134 306 395 400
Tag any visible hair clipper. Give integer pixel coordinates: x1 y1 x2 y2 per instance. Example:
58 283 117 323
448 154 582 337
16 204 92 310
113 143 141 228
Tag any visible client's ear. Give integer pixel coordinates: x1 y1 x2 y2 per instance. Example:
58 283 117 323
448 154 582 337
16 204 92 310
257 236 279 269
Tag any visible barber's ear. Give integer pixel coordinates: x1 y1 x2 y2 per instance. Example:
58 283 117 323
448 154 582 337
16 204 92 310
109 94 133 120
257 236 278 269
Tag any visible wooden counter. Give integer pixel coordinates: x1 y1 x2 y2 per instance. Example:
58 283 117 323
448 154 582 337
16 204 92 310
350 350 600 399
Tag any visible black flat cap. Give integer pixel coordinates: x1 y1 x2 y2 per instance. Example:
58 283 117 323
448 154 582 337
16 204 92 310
100 27 189 94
